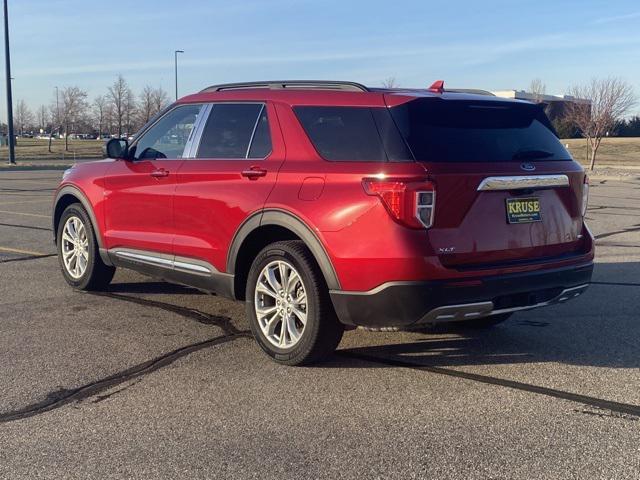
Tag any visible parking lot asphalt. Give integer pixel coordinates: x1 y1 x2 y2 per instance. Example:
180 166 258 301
0 170 638 479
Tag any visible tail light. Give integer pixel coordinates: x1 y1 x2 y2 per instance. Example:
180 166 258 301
581 175 589 217
362 178 436 229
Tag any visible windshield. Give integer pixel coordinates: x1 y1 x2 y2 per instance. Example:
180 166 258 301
389 98 572 163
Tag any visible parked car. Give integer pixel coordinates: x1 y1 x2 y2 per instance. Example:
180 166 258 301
53 80 593 365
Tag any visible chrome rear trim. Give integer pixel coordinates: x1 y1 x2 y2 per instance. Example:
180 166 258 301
477 175 570 191
418 284 589 324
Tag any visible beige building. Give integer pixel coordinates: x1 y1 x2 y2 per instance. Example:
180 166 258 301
491 90 590 121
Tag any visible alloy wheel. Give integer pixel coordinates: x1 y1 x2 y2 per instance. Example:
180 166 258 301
61 215 89 279
254 260 308 349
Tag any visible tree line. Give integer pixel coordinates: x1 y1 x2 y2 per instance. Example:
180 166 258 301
526 77 637 170
10 74 170 151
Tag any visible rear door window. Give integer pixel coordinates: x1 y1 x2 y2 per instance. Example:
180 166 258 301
294 106 412 162
389 98 571 162
248 106 272 158
196 103 271 159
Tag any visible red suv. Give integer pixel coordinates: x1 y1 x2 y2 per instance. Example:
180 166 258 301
53 80 593 365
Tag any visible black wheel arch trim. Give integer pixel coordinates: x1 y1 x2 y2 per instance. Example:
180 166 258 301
53 185 112 266
226 209 341 291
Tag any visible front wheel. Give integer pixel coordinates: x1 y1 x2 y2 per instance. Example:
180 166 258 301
57 203 115 290
246 240 344 366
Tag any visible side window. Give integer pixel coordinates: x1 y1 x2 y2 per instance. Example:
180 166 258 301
196 103 271 159
248 106 272 158
294 106 389 162
132 104 202 160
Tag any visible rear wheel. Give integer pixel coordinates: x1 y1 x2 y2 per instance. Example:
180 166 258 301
57 203 115 290
246 240 344 366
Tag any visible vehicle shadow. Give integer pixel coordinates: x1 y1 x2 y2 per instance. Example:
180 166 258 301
328 261 640 370
105 261 639 370
105 281 201 295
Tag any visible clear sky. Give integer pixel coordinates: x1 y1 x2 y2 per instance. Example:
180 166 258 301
2 0 640 121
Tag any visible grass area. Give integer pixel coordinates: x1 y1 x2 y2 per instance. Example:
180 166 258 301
0 138 103 162
562 137 640 167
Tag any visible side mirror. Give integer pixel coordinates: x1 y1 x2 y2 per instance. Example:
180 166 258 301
104 138 130 160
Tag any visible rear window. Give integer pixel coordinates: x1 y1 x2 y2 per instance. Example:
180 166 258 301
294 106 412 162
389 98 571 162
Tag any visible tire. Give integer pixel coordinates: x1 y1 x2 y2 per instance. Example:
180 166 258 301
452 313 512 329
57 203 115 291
246 240 344 366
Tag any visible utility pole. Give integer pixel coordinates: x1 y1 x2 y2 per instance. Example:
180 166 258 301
3 0 15 164
174 50 184 101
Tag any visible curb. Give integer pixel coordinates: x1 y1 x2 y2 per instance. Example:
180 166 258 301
0 164 72 172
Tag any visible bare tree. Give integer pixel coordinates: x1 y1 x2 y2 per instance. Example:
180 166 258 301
123 88 137 136
136 85 170 126
382 77 398 88
104 102 116 137
137 85 155 125
151 86 169 114
137 85 170 127
38 105 48 133
59 86 89 151
48 88 63 152
529 78 546 102
565 78 637 170
14 100 34 136
107 74 132 137
92 95 108 139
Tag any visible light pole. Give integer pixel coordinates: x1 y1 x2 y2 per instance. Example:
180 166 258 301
3 0 15 165
174 50 184 101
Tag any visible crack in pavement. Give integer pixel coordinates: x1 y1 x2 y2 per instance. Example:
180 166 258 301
0 332 249 423
91 380 142 404
595 241 638 248
589 204 640 212
0 289 250 423
338 351 640 419
0 253 56 263
0 188 55 193
89 290 243 333
594 224 640 240
0 222 52 231
590 194 640 201
573 407 638 422
591 281 640 287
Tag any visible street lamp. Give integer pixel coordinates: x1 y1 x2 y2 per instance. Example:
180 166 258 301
3 0 15 165
174 50 184 101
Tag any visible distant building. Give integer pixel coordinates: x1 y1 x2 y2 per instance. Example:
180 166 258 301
491 90 590 121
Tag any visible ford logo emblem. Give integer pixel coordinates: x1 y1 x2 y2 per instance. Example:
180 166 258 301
520 162 536 172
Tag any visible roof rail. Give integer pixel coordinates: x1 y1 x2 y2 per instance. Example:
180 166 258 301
200 80 369 93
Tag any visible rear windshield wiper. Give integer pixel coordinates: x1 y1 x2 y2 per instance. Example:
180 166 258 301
512 149 554 160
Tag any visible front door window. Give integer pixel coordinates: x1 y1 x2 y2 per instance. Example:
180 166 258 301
131 104 203 160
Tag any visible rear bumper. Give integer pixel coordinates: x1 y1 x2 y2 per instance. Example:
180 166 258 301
329 262 593 327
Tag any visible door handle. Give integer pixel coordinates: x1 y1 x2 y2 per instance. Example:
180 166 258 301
150 168 169 178
241 166 267 180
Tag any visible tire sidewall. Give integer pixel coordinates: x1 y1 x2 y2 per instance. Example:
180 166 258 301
246 245 321 363
57 204 98 290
